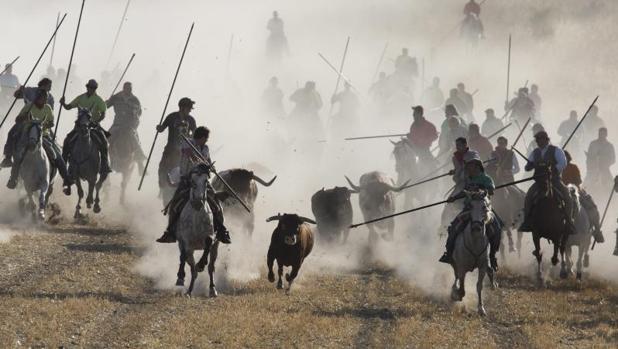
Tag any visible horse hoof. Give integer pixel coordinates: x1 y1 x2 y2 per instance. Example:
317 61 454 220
285 273 292 282
267 272 275 283
93 205 101 214
184 292 192 298
551 256 559 266
276 282 283 290
576 272 582 281
209 288 218 298
196 263 206 273
175 278 184 287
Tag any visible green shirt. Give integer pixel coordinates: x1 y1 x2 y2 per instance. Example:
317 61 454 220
68 93 107 122
17 103 54 136
467 173 495 192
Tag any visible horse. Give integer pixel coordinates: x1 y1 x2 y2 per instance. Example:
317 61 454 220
108 124 142 205
391 138 418 208
492 184 525 259
175 163 220 297
451 190 497 316
67 108 107 219
529 170 573 287
16 122 56 221
564 186 592 281
460 13 484 48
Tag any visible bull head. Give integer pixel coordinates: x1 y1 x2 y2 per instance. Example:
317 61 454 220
252 172 277 187
266 213 316 225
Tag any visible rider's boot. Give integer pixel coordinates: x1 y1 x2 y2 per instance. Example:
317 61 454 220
439 225 456 264
6 162 20 189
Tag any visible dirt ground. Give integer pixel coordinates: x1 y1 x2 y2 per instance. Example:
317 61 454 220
0 221 616 349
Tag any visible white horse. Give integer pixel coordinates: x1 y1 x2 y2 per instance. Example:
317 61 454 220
17 122 55 221
563 185 592 281
451 190 497 316
175 163 220 297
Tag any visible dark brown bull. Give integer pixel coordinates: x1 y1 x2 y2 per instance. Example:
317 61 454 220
211 168 276 236
311 187 353 243
266 213 315 292
345 171 408 243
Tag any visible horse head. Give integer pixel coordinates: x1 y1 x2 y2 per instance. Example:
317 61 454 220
25 121 43 152
76 107 93 138
189 163 211 210
464 189 490 232
391 138 416 178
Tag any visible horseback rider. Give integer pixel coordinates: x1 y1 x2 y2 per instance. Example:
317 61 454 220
394 48 418 78
505 87 535 125
13 78 55 109
60 79 111 176
456 83 474 122
106 82 146 171
519 131 575 234
585 127 615 197
558 111 582 154
156 97 197 194
422 77 445 111
463 0 481 17
0 63 20 104
467 123 492 161
331 81 360 125
438 104 467 155
439 153 503 270
261 76 285 119
583 106 605 146
407 105 438 158
481 108 503 137
486 136 519 185
3 89 72 193
563 151 604 243
156 126 232 245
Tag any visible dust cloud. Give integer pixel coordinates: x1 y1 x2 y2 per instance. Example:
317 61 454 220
1 0 618 295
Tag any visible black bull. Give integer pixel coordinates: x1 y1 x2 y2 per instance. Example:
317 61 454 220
311 187 354 243
211 168 276 236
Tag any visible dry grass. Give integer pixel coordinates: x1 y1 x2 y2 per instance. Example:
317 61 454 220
0 223 616 348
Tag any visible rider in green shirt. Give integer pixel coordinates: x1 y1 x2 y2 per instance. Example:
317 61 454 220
59 79 111 175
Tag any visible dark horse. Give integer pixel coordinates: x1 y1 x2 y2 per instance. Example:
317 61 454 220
529 168 572 287
67 108 108 219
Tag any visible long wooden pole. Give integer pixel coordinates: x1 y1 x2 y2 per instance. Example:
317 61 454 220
329 36 350 116
138 23 195 191
505 34 512 106
53 0 85 141
109 53 135 98
107 0 131 66
371 42 388 83
0 14 67 130
562 96 599 150
49 12 60 68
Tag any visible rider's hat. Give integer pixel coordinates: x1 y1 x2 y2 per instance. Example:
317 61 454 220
178 97 195 108
445 104 459 117
534 130 549 140
85 79 98 89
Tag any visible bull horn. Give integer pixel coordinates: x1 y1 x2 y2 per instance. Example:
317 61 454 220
266 214 282 222
345 176 361 191
253 173 277 187
389 179 411 192
299 216 317 224
389 140 397 145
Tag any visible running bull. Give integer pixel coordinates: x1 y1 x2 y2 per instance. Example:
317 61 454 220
311 187 354 243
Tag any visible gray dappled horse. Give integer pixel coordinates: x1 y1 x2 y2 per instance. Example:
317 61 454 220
451 190 497 316
492 185 525 258
175 164 220 297
564 186 592 281
17 122 55 220
67 108 107 219
109 123 141 205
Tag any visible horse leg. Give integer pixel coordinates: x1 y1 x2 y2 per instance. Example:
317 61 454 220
93 177 104 213
196 237 212 272
176 247 186 286
506 228 516 252
385 218 395 241
37 183 48 221
576 246 584 281
86 180 94 209
551 243 560 266
450 276 460 302
532 236 544 287
186 252 197 296
565 246 574 276
267 246 276 283
559 244 568 279
477 266 487 316
342 228 350 244
457 273 466 301
517 231 523 259
207 241 219 297
499 231 506 263
75 180 84 219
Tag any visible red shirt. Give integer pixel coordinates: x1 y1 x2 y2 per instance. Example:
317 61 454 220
408 117 438 149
